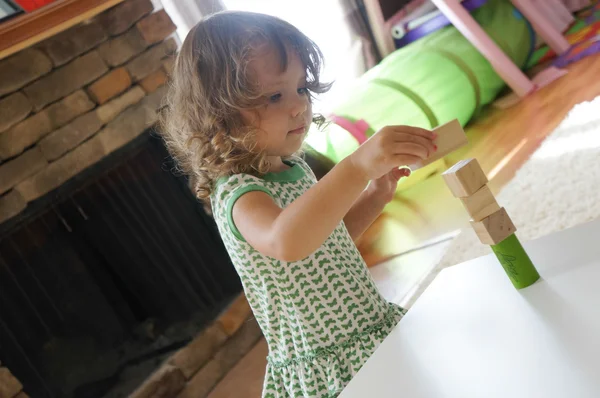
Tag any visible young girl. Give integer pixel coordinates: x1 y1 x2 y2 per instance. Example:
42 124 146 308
161 11 436 398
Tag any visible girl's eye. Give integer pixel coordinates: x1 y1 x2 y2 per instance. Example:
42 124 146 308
269 93 282 103
298 87 309 95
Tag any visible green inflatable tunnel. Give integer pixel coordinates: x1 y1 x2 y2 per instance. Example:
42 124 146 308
306 0 533 188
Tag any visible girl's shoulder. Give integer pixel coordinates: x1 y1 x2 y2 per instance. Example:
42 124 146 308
210 172 273 242
211 156 315 207
212 172 268 204
216 172 264 189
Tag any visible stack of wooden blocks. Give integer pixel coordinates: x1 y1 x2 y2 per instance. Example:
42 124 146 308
442 158 516 245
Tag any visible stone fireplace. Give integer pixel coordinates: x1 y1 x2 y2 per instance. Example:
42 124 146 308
0 1 262 397
0 0 178 221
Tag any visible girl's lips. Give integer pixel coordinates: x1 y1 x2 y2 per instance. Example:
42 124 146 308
289 126 306 135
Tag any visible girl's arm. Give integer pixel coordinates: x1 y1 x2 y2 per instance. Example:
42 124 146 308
343 188 386 242
343 167 409 241
233 126 435 262
233 157 369 262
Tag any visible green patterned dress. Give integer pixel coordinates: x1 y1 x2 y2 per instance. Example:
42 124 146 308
211 158 405 397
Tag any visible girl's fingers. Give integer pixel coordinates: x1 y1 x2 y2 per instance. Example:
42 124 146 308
390 168 407 180
391 142 429 160
393 133 436 155
393 154 422 166
390 126 435 140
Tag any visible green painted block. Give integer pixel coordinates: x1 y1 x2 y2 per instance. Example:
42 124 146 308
491 234 540 289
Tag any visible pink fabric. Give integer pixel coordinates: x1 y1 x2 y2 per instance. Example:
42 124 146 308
330 115 369 145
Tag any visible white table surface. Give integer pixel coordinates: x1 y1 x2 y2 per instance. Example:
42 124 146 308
340 219 600 398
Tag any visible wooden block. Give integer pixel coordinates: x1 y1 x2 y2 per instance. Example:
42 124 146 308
471 207 516 245
442 158 488 197
460 185 501 222
411 119 468 169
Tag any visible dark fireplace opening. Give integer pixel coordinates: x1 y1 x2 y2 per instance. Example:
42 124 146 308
0 130 241 398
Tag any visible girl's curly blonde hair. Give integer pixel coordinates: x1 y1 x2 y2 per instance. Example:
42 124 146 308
160 11 331 200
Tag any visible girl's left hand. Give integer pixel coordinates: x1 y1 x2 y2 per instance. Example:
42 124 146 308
368 167 411 204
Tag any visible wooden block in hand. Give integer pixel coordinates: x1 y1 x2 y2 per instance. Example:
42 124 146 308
442 158 488 197
460 185 501 222
471 207 516 245
412 119 468 170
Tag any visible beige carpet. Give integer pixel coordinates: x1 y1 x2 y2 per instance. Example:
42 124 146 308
405 96 600 307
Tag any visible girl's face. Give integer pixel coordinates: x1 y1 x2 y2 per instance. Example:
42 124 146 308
241 45 313 160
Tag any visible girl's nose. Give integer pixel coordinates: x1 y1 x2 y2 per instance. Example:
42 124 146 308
291 96 308 118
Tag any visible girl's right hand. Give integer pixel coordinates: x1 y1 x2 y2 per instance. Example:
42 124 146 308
348 125 436 181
